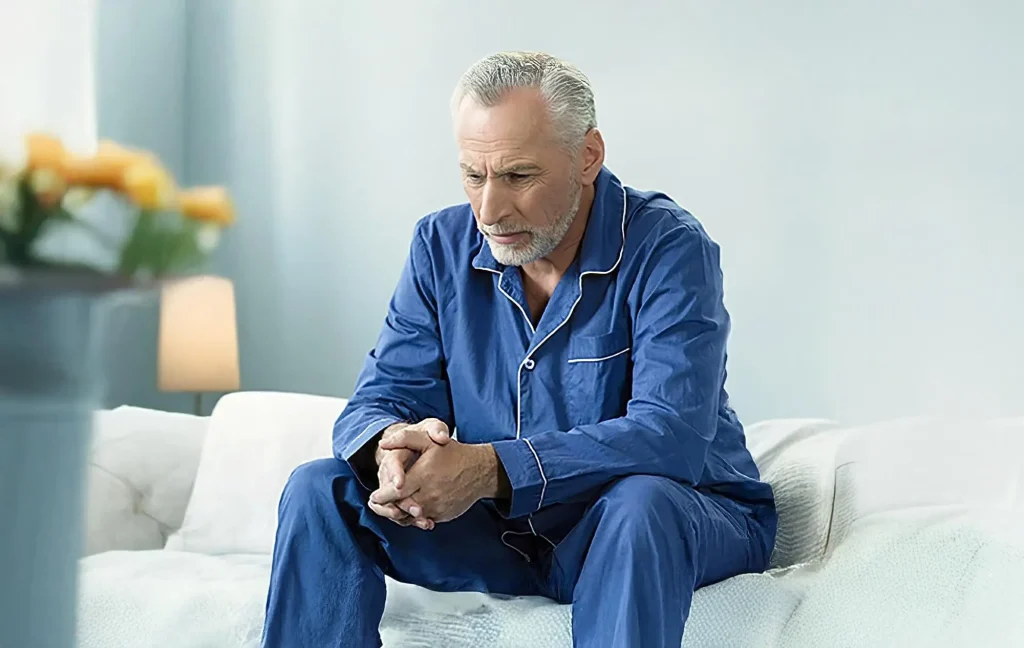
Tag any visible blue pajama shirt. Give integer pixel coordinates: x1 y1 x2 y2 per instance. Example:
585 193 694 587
262 167 778 647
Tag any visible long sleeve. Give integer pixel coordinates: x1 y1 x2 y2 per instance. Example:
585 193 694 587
332 225 452 479
491 226 728 518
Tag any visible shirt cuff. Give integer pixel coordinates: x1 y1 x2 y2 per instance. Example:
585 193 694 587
340 416 403 489
491 437 548 518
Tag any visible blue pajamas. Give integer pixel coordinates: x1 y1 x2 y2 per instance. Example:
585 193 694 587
263 167 778 645
261 458 775 647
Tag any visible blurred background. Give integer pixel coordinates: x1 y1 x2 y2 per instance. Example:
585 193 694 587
8 0 1021 423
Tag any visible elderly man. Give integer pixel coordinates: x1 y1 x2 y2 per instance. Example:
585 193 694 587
261 52 777 647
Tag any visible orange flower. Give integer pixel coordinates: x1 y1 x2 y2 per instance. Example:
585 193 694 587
61 140 152 189
177 186 234 226
25 133 66 170
121 162 175 211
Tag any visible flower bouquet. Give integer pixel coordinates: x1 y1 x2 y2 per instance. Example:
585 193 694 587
0 133 233 282
0 134 237 648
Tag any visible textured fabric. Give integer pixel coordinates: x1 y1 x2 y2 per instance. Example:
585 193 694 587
77 408 1024 646
261 459 774 647
742 419 847 568
86 407 208 555
77 512 1024 647
333 166 773 519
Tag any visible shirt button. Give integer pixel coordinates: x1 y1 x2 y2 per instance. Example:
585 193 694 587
524 358 536 370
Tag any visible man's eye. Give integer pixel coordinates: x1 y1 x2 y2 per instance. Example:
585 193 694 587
465 174 485 185
507 173 528 183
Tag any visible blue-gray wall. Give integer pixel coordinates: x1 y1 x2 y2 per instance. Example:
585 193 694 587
97 1 1024 424
96 0 193 413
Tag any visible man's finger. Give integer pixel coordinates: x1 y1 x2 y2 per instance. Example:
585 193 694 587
420 419 452 445
380 451 407 488
370 482 415 505
368 500 412 525
396 496 426 520
379 428 435 453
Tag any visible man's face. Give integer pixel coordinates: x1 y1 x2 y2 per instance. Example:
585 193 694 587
454 88 582 267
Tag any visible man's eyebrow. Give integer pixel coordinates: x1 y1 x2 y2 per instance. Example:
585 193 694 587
495 163 541 176
460 162 541 176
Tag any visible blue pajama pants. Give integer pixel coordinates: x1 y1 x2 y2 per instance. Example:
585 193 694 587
261 458 776 647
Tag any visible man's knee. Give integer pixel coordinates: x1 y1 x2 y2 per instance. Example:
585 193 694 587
279 458 356 515
596 475 695 539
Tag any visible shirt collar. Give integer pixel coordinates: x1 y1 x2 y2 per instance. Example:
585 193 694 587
471 166 626 274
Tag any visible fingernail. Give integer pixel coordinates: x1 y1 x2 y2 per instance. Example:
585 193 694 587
392 476 400 487
409 506 421 517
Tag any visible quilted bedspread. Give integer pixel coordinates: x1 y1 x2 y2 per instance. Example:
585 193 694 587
77 510 1024 647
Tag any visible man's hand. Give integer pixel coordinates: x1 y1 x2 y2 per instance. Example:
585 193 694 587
368 419 450 530
370 429 504 524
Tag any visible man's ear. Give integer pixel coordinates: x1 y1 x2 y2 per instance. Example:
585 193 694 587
580 128 606 186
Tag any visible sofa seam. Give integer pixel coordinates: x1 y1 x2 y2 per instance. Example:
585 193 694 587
90 463 172 538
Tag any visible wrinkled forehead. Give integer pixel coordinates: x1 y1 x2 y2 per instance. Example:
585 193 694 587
454 89 557 161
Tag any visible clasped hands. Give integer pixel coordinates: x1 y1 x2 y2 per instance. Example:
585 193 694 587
368 419 500 530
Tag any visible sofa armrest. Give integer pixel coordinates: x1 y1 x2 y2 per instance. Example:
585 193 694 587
85 406 207 555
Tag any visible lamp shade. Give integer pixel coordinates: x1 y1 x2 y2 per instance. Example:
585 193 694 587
158 275 240 392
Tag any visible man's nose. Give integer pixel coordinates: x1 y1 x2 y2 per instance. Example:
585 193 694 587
476 181 510 227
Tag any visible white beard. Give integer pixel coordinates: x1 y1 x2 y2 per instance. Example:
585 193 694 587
485 178 581 267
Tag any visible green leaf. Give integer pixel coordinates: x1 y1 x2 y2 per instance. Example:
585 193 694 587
6 179 53 266
117 210 212 278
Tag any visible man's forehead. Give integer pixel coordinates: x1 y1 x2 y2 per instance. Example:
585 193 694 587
454 89 553 148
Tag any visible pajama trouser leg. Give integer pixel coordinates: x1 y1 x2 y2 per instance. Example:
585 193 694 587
260 458 544 648
544 475 775 648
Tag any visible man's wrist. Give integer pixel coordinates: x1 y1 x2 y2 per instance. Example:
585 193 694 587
478 444 511 500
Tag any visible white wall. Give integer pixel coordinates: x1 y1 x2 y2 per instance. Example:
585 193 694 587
0 0 96 161
187 0 1022 423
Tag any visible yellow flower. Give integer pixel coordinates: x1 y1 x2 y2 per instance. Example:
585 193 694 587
121 162 175 211
62 140 152 189
177 186 234 226
25 133 66 171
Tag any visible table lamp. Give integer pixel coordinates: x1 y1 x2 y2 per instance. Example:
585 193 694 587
158 275 240 414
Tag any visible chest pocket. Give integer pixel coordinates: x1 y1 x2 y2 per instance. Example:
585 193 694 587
566 329 633 426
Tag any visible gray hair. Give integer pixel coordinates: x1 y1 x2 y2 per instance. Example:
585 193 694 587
451 51 597 151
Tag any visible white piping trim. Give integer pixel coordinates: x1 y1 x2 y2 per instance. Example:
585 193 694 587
527 517 558 548
522 438 547 509
567 347 631 364
344 416 401 457
500 530 533 563
514 184 628 440
477 267 536 335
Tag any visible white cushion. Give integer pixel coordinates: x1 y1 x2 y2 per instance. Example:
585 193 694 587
86 407 208 554
165 391 345 555
827 416 1024 550
744 419 847 568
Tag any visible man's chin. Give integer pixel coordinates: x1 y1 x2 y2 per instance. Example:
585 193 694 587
487 240 540 267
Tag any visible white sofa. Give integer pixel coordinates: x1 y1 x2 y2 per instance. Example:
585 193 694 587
77 391 1024 647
